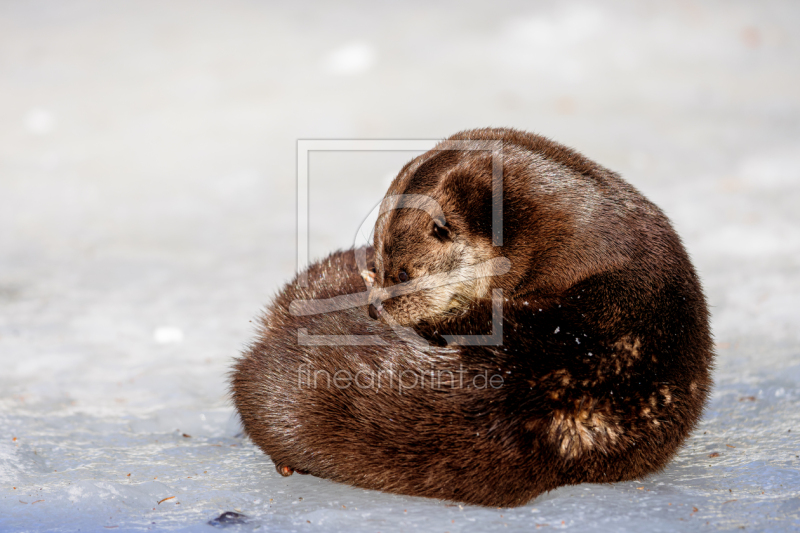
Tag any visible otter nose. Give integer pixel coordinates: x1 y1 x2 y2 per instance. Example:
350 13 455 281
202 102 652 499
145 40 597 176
368 302 383 320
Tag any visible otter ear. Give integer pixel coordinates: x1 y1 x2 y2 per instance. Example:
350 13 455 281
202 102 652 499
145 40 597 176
432 219 452 241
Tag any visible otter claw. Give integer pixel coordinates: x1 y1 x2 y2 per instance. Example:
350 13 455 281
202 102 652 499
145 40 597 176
276 464 309 477
276 465 294 477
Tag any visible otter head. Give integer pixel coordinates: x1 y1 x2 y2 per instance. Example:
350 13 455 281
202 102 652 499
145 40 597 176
368 147 508 327
367 128 645 327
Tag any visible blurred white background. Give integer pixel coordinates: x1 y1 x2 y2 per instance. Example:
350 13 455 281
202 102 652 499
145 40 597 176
1 1 799 531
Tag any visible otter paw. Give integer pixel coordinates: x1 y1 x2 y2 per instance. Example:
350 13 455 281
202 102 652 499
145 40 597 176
276 464 295 477
276 464 309 477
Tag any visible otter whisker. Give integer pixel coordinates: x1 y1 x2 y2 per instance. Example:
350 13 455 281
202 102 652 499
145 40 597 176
289 257 510 317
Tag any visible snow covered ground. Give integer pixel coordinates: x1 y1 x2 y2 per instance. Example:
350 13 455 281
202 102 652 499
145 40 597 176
1 1 799 531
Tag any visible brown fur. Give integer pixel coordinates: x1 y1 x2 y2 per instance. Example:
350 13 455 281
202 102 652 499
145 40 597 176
231 128 714 507
371 128 673 327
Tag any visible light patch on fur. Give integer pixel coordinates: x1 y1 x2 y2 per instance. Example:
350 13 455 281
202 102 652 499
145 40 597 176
690 381 698 394
549 398 621 459
551 369 572 386
360 270 375 287
614 335 642 359
443 240 496 304
378 238 498 326
605 335 642 376
660 386 672 405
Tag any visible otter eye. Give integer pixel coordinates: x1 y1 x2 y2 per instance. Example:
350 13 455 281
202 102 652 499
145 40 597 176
398 270 409 282
432 220 451 241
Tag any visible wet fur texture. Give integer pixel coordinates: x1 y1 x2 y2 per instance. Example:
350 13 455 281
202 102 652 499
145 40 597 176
231 128 714 507
373 128 671 327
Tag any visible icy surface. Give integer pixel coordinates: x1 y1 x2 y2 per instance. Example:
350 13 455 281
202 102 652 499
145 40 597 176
1 1 799 531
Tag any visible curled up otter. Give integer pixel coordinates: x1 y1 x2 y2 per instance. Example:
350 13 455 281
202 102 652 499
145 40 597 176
231 127 714 507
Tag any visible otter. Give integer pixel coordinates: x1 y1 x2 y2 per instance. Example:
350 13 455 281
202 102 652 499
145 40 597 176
231 128 713 508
